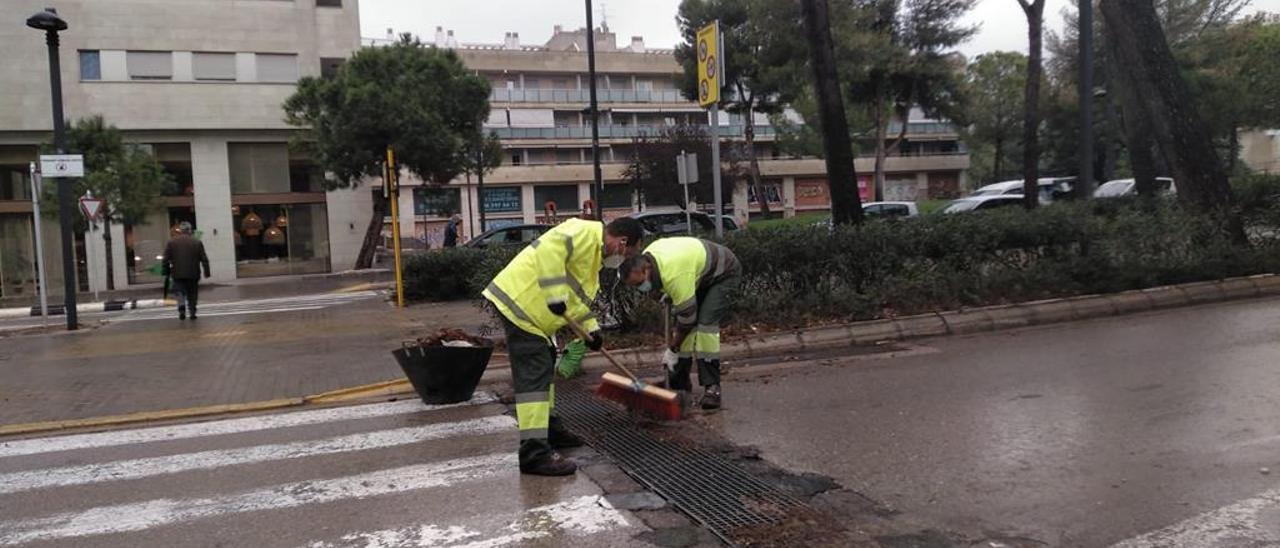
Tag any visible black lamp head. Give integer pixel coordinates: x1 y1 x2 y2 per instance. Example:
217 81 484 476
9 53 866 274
26 8 68 32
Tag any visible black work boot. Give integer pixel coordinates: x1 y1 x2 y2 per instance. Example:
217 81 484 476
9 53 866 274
520 451 577 476
548 418 583 449
178 306 186 321
189 307 198 320
700 384 722 410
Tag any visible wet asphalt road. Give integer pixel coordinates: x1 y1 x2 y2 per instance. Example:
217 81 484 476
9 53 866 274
707 296 1280 546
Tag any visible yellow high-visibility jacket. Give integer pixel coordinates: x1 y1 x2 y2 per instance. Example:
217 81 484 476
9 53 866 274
643 237 739 328
483 218 603 340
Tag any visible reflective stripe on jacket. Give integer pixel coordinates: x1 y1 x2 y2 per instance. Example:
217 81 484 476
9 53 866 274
643 237 740 328
483 218 603 340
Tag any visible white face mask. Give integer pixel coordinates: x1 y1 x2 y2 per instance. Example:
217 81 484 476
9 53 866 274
603 254 624 269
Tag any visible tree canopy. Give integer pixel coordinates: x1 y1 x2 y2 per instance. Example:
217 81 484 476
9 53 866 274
283 34 492 188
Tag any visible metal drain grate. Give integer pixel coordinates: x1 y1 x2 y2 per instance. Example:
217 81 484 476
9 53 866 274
557 386 811 545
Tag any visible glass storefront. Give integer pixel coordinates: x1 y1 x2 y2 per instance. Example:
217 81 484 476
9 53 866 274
233 203 330 278
0 214 36 299
125 207 198 285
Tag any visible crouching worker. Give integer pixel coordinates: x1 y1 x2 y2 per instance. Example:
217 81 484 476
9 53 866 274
618 237 741 410
483 216 643 476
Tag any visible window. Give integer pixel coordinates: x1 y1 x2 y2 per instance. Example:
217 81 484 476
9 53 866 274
413 187 461 217
316 0 342 6
79 50 100 81
636 80 653 92
510 151 523 166
599 185 633 209
555 149 574 164
255 53 298 83
193 52 236 81
320 57 344 79
534 185 580 213
228 143 290 194
127 51 172 80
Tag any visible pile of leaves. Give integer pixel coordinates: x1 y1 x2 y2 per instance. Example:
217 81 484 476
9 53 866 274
416 328 491 347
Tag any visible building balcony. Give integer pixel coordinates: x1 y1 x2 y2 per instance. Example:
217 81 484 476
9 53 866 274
489 124 779 140
491 88 687 103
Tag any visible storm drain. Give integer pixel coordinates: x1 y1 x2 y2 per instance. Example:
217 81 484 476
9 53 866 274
558 387 812 545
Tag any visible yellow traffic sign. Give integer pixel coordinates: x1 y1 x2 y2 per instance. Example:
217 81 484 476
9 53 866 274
696 21 721 107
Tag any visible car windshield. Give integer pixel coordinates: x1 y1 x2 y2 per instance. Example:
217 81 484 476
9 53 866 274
944 199 982 213
970 187 1005 197
1094 181 1134 198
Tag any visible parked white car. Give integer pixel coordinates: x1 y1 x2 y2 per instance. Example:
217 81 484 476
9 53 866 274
862 201 919 219
1093 177 1176 198
942 195 1027 213
971 177 1074 204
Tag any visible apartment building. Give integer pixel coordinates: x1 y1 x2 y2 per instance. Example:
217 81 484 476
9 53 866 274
1 0 362 303
370 24 971 246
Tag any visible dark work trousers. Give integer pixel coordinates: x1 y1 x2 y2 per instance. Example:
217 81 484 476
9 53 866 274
668 273 740 390
501 315 563 467
173 278 200 314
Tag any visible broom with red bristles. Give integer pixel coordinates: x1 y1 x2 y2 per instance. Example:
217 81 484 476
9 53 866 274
564 317 683 421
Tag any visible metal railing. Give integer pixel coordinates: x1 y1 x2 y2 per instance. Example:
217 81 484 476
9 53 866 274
491 88 687 103
490 124 780 140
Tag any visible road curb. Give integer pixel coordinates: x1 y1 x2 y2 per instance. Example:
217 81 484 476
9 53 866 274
0 298 169 319
0 398 304 437
568 273 1280 373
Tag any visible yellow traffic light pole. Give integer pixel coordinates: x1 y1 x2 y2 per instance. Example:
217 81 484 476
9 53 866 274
386 147 405 308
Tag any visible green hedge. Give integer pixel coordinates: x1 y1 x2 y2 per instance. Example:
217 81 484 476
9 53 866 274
404 192 1280 330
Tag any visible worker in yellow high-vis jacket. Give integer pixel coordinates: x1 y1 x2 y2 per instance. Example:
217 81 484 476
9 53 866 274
619 237 741 410
483 216 644 476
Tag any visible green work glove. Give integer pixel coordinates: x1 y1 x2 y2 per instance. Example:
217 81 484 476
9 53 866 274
556 339 588 379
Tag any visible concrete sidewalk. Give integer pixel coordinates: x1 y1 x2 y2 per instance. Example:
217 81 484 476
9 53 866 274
0 297 487 428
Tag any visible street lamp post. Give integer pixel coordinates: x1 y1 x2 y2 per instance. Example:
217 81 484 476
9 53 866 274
27 7 79 331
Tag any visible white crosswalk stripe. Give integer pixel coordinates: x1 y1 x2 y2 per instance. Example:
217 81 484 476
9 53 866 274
0 392 639 547
111 291 381 322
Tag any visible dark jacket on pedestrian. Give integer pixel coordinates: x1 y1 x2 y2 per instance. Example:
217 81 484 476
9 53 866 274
443 219 460 248
162 235 211 281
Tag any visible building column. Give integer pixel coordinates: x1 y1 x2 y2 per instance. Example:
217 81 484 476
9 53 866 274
84 223 108 295
190 138 236 282
325 184 373 272
782 176 796 218
397 185 415 247
916 172 929 200
521 185 536 224
732 181 749 225
109 220 128 288
577 182 590 213
958 170 969 194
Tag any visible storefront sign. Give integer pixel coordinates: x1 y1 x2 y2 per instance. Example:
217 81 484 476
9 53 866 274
482 187 522 213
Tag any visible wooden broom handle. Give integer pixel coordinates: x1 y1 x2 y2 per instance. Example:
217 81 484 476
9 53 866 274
563 316 642 383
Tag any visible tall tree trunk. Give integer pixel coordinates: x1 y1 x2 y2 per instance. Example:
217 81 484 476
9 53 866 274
801 0 864 225
354 195 388 270
1104 32 1159 196
1100 0 1238 226
873 102 888 202
739 87 771 217
102 222 114 290
994 138 1004 180
1018 0 1046 210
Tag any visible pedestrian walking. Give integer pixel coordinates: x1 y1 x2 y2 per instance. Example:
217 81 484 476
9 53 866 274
618 237 741 410
162 222 211 321
482 216 643 476
443 213 462 248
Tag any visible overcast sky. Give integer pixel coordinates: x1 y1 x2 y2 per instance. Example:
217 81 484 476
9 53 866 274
359 0 1279 58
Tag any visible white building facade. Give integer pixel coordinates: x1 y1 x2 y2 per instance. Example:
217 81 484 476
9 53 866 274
1 0 363 303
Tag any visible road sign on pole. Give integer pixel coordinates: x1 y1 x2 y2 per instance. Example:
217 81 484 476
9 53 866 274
698 21 725 238
78 193 102 221
696 22 722 108
39 154 83 178
29 163 50 322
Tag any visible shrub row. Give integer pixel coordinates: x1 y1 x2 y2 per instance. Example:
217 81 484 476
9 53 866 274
404 180 1280 331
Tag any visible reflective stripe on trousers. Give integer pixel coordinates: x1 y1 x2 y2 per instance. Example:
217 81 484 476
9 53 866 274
515 387 554 440
678 324 720 360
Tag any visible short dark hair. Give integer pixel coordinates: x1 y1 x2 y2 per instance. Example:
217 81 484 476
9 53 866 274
605 217 644 246
618 254 651 279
